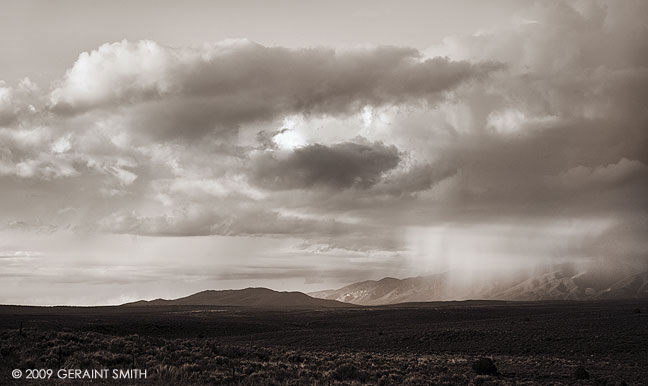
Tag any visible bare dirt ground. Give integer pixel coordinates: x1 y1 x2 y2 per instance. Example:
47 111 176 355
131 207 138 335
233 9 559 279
1 300 646 385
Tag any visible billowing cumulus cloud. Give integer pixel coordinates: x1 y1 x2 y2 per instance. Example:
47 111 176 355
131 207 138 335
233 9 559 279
49 40 500 139
0 78 40 126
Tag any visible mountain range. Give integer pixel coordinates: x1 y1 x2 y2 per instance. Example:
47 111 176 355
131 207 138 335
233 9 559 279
124 287 351 308
121 265 648 308
309 266 648 305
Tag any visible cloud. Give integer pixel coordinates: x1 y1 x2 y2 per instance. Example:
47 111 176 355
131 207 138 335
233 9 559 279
426 1 648 72
49 40 500 139
97 206 352 238
377 161 459 196
0 125 143 189
2 0 648 299
251 140 400 190
2 220 58 233
0 78 41 126
550 158 648 191
0 250 42 259
375 1 648 225
0 82 16 125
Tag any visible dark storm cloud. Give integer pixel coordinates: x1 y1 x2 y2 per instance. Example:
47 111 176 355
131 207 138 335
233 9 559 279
49 40 501 139
378 161 459 196
425 71 648 220
251 140 400 190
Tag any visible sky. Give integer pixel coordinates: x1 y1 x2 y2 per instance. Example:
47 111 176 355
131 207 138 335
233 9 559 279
1 0 647 305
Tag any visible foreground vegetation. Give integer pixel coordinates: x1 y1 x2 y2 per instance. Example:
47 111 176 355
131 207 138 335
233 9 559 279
1 300 646 385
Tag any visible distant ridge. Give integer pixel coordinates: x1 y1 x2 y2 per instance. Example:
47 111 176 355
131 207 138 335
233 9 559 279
310 268 648 305
123 287 352 308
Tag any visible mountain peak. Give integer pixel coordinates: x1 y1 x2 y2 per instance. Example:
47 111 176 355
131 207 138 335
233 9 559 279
310 269 648 305
123 287 352 308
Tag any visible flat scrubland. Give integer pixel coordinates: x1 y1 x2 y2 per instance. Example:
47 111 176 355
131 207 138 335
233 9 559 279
1 300 646 385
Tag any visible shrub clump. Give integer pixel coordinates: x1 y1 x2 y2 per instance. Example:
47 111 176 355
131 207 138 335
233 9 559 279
471 358 498 376
332 363 368 382
573 365 589 380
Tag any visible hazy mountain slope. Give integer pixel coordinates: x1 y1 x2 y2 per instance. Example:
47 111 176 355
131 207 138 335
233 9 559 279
124 287 352 308
598 271 648 299
492 270 648 301
311 270 648 305
491 271 594 301
310 274 452 305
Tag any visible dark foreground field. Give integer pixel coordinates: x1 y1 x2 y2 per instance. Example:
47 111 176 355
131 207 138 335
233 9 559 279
1 300 647 385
